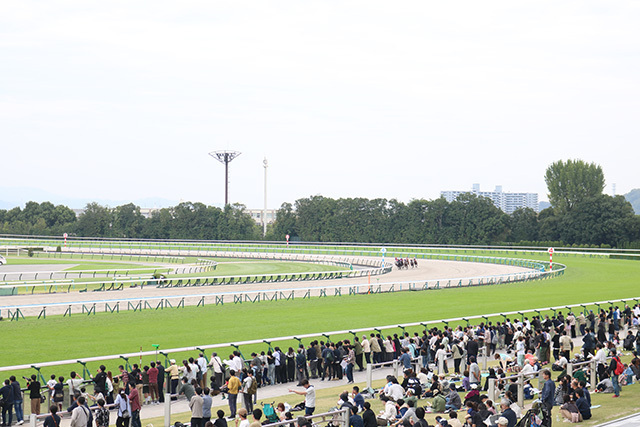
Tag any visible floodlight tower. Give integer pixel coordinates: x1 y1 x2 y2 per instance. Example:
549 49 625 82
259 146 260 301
263 157 268 237
209 150 241 206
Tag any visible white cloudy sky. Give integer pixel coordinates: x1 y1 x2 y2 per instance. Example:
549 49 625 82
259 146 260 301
1 1 639 209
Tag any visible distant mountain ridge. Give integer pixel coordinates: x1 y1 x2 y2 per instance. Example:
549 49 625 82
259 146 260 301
0 186 179 210
625 189 640 214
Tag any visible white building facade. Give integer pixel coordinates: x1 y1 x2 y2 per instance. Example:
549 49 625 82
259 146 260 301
441 184 538 214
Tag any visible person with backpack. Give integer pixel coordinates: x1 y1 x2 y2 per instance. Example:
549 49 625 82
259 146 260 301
610 350 623 397
242 370 257 414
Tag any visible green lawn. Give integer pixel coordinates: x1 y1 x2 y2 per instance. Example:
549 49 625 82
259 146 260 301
0 253 638 374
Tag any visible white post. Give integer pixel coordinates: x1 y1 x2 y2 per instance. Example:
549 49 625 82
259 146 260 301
29 414 37 427
341 408 350 427
517 374 524 409
366 363 373 389
590 360 597 390
417 356 423 371
438 353 444 375
488 378 496 403
392 360 399 378
164 393 171 427
263 158 268 237
567 363 573 378
482 347 488 371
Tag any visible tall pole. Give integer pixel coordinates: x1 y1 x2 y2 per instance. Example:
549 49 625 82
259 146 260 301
209 150 241 206
263 158 268 237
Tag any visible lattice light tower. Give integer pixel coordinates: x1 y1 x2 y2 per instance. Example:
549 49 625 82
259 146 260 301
209 150 241 206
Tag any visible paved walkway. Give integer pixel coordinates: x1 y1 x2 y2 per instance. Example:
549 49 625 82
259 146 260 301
53 363 399 427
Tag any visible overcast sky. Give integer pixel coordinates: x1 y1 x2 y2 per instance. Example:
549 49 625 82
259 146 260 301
2 1 639 209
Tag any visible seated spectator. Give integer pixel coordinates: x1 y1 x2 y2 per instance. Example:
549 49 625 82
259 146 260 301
376 396 397 426
574 388 591 421
559 395 581 423
445 384 461 411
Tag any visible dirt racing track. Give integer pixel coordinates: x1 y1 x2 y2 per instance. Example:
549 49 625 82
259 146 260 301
0 249 544 317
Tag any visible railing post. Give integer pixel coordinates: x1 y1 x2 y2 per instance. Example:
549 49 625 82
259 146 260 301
164 393 171 427
366 363 373 389
392 360 399 378
438 353 444 375
517 374 524 409
590 360 597 390
482 347 487 371
567 362 573 378
29 414 36 427
488 378 496 403
341 408 349 427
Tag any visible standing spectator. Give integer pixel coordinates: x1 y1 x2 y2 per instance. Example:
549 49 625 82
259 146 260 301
94 398 110 427
166 360 180 396
67 372 84 406
156 361 166 403
9 377 23 425
43 405 61 427
1 379 14 427
361 336 371 366
115 389 131 427
70 396 91 427
241 370 255 414
197 354 208 389
288 379 315 416
209 353 224 389
189 387 204 427
354 337 364 372
202 388 212 423
128 382 142 427
148 362 159 404
52 377 65 411
345 345 356 384
227 370 242 419
610 350 623 398
27 374 42 416
540 370 554 427
46 375 57 403
140 367 150 405
92 366 108 396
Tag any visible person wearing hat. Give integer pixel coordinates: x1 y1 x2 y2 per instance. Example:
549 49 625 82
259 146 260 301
497 399 516 427
496 417 509 427
166 360 180 396
463 384 480 405
235 408 248 427
288 379 315 416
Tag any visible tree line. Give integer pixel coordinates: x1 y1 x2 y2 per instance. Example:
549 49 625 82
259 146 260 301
1 160 638 248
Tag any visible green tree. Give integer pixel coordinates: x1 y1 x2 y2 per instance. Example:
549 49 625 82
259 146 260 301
268 202 298 241
508 208 539 242
559 195 639 246
75 203 114 237
545 159 605 214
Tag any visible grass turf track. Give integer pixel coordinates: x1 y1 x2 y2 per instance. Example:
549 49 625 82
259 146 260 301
1 252 638 368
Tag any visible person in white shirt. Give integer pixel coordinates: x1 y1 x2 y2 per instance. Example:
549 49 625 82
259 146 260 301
197 354 208 388
516 337 526 367
66 372 84 405
377 396 397 425
208 352 224 388
361 336 371 365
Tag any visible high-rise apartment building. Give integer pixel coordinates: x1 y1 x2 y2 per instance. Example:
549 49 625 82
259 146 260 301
441 184 539 214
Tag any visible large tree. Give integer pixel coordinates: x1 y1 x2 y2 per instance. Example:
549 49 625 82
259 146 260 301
545 159 605 214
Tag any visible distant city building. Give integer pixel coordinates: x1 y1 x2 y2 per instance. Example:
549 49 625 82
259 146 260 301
441 184 539 214
246 208 277 225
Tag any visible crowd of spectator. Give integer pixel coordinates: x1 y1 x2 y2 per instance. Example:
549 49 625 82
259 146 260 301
1 304 639 427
